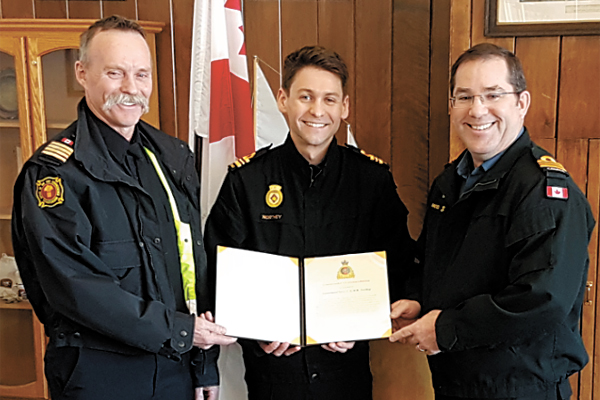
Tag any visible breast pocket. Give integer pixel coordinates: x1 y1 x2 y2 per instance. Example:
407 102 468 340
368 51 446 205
93 240 143 295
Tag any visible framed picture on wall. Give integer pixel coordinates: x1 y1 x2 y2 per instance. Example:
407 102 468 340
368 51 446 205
485 0 600 36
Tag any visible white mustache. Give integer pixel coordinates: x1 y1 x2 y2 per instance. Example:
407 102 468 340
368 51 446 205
102 93 149 114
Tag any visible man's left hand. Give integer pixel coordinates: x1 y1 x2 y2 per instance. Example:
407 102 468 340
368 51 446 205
389 310 442 355
321 341 355 353
195 386 219 400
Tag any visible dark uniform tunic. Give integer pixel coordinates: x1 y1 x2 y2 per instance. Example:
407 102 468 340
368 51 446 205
418 130 595 399
204 135 415 400
12 101 218 400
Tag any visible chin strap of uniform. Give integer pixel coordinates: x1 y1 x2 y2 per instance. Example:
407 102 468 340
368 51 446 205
144 147 197 315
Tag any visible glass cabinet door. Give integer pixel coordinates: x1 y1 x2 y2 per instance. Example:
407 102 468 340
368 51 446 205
42 48 83 139
0 49 22 255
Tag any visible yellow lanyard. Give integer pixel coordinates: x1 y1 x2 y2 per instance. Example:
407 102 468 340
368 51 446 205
144 148 197 315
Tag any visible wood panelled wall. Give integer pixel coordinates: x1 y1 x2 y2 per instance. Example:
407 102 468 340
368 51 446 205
446 1 600 399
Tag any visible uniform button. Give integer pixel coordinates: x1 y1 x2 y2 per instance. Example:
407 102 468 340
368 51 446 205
154 237 161 244
196 240 202 246
186 176 191 181
172 169 177 174
180 330 188 337
138 242 145 248
178 341 186 348
311 373 319 380
73 332 81 338
58 333 65 339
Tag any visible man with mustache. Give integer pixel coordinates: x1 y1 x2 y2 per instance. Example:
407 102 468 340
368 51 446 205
11 15 235 400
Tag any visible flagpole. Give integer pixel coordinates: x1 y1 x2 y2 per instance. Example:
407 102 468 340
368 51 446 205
278 0 282 86
253 56 259 144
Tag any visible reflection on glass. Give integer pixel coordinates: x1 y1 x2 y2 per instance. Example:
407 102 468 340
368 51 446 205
42 49 84 131
0 51 20 227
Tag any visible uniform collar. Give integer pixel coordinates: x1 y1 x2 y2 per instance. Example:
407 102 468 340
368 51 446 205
280 133 340 180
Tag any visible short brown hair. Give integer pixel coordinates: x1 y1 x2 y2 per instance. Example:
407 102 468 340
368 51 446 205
450 43 527 95
282 46 349 93
79 15 146 64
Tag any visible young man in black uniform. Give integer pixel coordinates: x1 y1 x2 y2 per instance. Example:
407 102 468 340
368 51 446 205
12 16 235 400
390 43 595 400
204 46 415 400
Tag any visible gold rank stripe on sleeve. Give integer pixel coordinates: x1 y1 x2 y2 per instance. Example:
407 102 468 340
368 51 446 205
360 149 386 165
229 151 257 169
41 142 74 163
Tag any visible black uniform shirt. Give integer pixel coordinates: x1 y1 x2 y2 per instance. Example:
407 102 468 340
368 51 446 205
94 114 187 312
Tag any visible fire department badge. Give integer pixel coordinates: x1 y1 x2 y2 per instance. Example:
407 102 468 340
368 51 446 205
265 185 283 208
36 177 65 208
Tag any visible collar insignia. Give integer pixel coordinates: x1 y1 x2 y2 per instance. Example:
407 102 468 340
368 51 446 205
36 177 65 208
266 184 283 208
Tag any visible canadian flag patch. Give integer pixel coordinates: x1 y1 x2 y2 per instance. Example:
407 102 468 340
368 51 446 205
546 186 568 200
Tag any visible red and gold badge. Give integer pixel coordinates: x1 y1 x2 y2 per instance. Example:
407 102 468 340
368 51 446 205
36 177 65 208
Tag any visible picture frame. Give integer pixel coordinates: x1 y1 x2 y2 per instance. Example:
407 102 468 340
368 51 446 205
485 0 600 37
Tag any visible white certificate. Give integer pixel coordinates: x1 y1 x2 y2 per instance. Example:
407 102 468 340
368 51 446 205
304 252 392 344
215 247 392 346
215 246 301 344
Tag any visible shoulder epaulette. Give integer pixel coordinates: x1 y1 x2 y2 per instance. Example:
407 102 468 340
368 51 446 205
531 146 568 175
531 146 570 200
346 144 388 166
39 137 75 165
228 144 272 171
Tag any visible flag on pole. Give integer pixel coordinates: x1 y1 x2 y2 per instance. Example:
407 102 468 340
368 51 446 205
189 1 254 398
253 57 288 150
189 0 255 225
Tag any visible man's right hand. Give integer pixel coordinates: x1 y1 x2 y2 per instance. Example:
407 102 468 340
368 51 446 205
194 311 237 349
258 341 301 357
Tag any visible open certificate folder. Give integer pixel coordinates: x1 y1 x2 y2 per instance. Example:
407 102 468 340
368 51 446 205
215 246 392 346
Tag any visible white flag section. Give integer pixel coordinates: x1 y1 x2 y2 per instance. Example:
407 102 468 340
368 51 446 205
254 58 288 150
346 122 358 147
189 0 254 399
189 0 255 226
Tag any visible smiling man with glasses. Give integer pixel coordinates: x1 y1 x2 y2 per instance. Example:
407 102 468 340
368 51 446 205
389 43 595 400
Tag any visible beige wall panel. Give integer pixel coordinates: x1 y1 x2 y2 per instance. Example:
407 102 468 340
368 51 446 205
391 0 430 237
355 0 392 162
1 0 33 18
583 140 599 400
245 0 281 99
317 0 355 144
103 0 138 20
138 0 177 138
34 0 67 19
558 36 600 140
516 37 559 140
67 2 101 19
557 139 588 195
429 0 451 184
171 0 195 142
281 0 317 61
372 341 434 400
448 0 471 161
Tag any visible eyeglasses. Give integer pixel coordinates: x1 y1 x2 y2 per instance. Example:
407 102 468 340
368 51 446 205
450 92 520 108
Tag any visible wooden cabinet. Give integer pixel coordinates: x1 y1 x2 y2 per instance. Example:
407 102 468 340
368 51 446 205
0 19 163 399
